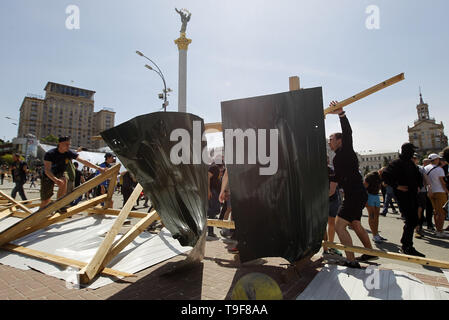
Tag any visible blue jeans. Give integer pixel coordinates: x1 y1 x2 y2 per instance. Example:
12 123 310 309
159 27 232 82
382 186 397 214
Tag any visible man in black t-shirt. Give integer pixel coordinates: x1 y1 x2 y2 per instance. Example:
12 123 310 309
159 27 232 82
40 136 105 210
11 153 28 201
328 102 375 267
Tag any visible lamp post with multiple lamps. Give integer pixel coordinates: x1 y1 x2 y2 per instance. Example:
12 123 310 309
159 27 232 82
136 50 172 112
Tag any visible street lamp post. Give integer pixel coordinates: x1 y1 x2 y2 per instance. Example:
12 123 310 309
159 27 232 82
136 50 171 112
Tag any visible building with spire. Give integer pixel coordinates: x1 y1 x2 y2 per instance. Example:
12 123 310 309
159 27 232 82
408 90 447 155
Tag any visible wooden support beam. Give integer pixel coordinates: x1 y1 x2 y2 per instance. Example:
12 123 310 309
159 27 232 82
14 195 108 241
1 243 134 279
204 122 223 133
105 168 118 209
289 76 300 91
0 164 120 247
86 207 154 219
0 191 33 214
323 241 449 269
79 184 143 284
207 219 235 229
0 199 41 220
323 73 405 116
99 209 160 272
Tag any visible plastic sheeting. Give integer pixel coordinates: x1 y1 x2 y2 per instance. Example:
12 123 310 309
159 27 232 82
221 88 328 263
101 112 208 248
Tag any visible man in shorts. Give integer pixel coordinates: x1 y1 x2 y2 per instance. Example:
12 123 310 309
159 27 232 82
40 136 106 210
328 102 375 268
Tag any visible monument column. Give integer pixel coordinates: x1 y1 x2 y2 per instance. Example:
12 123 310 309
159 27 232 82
174 33 191 113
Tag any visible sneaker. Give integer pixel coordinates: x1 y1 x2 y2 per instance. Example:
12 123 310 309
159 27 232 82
228 247 239 254
57 206 70 213
415 232 423 239
220 229 231 238
378 234 388 241
356 254 379 262
329 248 343 256
403 247 426 257
207 233 218 238
435 232 449 239
373 234 384 243
343 260 362 269
380 212 387 217
427 226 435 231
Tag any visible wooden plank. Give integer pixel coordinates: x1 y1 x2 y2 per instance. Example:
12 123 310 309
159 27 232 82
0 164 121 247
207 219 235 229
323 241 449 269
105 167 118 208
14 195 108 240
289 76 300 91
1 243 134 279
204 122 223 132
0 199 41 220
79 183 143 284
86 208 153 219
323 73 405 116
99 209 160 271
0 190 33 214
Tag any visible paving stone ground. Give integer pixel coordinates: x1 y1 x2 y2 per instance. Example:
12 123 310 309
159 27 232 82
0 179 448 300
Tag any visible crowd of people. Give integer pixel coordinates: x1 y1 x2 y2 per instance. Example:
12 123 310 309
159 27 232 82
4 137 150 212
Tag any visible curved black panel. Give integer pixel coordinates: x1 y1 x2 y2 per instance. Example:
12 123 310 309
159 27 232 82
101 112 208 247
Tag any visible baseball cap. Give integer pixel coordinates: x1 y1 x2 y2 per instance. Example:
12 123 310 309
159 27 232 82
104 152 115 159
401 142 417 152
428 153 441 160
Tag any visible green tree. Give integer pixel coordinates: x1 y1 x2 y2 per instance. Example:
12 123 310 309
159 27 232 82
0 154 14 165
41 134 59 144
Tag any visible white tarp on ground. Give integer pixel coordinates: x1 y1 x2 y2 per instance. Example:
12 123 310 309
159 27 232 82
297 264 449 300
0 215 192 289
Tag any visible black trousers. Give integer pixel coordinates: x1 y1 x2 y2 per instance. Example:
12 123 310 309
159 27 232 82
394 190 418 249
11 181 27 201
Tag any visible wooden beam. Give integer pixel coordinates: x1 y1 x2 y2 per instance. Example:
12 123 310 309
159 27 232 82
79 184 143 284
0 164 121 247
207 219 235 229
1 243 134 279
289 76 300 91
323 241 449 269
203 73 405 132
323 73 405 116
86 208 154 219
14 195 108 240
99 209 160 272
0 191 33 214
105 166 118 209
204 122 223 133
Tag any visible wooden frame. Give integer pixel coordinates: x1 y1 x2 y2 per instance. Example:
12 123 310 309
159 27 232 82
0 164 152 284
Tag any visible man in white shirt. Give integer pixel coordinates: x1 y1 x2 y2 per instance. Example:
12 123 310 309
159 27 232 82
424 153 449 238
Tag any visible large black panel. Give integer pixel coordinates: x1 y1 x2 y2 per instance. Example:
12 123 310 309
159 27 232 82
101 112 208 248
221 88 328 263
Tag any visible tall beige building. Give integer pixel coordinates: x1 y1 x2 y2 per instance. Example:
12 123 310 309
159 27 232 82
408 92 448 155
18 82 115 150
92 108 116 149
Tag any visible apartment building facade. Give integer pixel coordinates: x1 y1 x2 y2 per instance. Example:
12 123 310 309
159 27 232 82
18 82 115 150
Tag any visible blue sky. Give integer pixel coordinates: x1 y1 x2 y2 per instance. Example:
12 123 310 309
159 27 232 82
1 0 448 153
